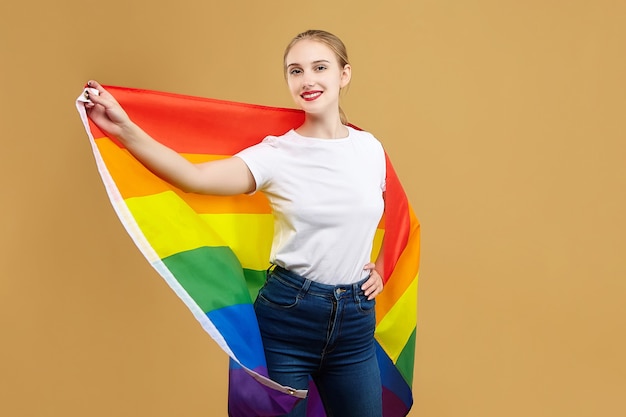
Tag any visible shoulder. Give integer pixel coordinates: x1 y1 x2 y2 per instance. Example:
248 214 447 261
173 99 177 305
235 130 300 170
349 126 381 142
238 130 295 153
248 129 299 149
348 126 385 152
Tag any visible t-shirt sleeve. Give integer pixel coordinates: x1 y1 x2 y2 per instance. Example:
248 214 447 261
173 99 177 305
234 136 276 193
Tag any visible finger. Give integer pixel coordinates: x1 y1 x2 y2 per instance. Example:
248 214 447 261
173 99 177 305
362 263 383 300
362 272 383 299
367 281 382 299
363 262 376 272
84 85 104 105
87 80 104 92
366 286 380 299
362 275 379 296
86 80 114 102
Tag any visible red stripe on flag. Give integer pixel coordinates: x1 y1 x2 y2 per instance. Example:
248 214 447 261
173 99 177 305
97 86 305 155
383 156 411 282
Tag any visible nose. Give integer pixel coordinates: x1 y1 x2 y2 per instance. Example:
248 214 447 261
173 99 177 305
302 74 315 89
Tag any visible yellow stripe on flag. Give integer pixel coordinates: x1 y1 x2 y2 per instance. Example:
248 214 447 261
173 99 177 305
126 191 273 270
375 274 418 362
198 213 273 271
370 228 385 263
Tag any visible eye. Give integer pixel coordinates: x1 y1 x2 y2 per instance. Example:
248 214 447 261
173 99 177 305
315 65 327 71
289 68 303 76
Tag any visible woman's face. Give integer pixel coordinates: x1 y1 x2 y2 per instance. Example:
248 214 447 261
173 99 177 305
285 39 351 118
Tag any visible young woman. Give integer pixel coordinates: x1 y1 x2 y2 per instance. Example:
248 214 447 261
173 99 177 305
84 29 385 417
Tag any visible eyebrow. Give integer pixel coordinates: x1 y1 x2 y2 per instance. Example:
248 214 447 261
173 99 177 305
287 59 331 68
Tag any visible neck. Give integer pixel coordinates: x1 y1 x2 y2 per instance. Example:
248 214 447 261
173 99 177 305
296 113 348 139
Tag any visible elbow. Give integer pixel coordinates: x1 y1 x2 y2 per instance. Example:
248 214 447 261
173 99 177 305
175 180 203 194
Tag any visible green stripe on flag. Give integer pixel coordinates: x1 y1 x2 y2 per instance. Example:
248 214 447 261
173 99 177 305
395 328 416 385
162 246 252 313
243 268 267 301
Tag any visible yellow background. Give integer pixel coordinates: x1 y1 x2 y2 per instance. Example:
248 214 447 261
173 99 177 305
1 1 625 416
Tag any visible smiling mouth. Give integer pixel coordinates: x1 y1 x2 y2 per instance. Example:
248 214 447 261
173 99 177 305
301 91 323 101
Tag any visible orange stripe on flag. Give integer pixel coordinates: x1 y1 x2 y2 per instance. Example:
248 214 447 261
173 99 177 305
376 207 420 324
96 137 271 214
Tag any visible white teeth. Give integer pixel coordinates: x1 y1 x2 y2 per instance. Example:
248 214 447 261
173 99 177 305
302 92 321 99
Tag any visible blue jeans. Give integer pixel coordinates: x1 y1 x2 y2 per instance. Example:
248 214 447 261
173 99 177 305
254 266 382 417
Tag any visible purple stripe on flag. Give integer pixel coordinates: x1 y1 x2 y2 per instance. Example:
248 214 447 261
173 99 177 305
228 360 303 417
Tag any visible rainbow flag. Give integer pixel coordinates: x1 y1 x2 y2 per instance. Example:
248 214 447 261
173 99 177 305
76 86 420 416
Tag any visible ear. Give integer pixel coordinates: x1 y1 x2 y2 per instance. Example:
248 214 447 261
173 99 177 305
340 64 352 88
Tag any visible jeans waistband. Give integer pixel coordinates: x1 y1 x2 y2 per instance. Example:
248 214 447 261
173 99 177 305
271 265 368 297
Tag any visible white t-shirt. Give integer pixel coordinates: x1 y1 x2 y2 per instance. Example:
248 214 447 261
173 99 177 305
235 126 386 284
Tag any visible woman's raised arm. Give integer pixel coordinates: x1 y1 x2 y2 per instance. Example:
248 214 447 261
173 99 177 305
83 81 255 195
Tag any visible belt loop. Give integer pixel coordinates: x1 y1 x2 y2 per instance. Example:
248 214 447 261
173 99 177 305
353 278 365 302
352 281 359 302
298 276 312 298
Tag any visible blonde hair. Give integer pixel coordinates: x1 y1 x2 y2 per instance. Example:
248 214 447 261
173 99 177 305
283 30 351 124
